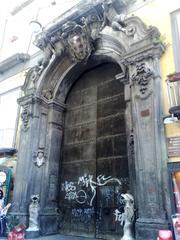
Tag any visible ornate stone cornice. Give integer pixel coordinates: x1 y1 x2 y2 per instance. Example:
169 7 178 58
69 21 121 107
18 94 66 112
122 43 165 66
0 53 30 74
33 2 105 65
21 0 166 102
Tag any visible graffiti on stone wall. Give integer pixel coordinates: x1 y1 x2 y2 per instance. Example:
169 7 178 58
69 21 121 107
61 181 88 204
114 209 124 223
72 207 95 220
60 175 133 236
61 174 122 206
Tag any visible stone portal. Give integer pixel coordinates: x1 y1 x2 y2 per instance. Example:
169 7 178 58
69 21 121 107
12 1 170 239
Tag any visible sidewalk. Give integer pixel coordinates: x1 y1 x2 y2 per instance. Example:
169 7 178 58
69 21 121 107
27 235 95 240
2 234 96 240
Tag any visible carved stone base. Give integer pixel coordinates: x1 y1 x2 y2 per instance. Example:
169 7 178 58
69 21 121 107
8 211 28 226
25 230 39 239
40 213 59 235
135 218 170 240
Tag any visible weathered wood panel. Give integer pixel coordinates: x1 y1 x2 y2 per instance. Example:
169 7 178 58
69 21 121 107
59 63 129 239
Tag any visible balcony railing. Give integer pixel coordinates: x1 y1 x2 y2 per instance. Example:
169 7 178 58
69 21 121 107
167 72 180 119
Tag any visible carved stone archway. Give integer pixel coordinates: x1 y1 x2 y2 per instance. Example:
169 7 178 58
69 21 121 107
12 1 170 239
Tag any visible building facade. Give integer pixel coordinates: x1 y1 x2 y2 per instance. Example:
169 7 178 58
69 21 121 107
0 0 180 239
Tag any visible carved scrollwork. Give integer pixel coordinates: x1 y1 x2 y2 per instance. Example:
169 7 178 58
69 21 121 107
22 66 42 95
131 63 154 98
34 17 97 66
21 105 31 131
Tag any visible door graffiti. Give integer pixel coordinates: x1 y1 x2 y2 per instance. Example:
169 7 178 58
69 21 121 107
59 63 129 239
61 174 122 207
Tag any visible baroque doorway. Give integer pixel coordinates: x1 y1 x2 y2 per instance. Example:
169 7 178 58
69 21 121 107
13 3 170 237
59 62 129 239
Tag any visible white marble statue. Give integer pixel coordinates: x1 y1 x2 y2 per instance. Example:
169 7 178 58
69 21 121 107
26 194 40 232
121 193 135 240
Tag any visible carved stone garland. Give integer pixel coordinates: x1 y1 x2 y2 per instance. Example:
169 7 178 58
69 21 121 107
131 62 154 98
21 105 31 131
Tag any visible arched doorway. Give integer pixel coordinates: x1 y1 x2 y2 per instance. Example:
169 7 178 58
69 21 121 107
13 7 170 237
59 62 129 239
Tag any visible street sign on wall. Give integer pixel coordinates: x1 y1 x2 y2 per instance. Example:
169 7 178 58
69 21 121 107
167 137 180 157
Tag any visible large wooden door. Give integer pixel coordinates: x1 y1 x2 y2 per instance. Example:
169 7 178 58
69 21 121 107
59 63 129 239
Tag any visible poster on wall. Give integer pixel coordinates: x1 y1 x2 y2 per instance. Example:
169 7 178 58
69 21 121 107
172 214 180 240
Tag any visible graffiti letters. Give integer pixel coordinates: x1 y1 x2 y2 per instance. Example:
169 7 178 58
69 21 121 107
78 174 93 188
61 174 123 206
61 181 88 203
72 207 94 219
71 207 95 226
114 209 124 225
61 181 77 201
62 181 76 192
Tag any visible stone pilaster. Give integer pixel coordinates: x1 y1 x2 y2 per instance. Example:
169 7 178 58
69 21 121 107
127 49 171 239
12 95 48 224
12 95 65 235
39 99 65 235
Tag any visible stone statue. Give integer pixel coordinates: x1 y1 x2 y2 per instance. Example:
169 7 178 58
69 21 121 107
111 14 127 33
121 193 135 240
26 195 40 232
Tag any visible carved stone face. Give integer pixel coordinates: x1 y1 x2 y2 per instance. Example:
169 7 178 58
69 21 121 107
35 151 45 167
69 33 87 60
37 152 44 159
67 26 91 61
